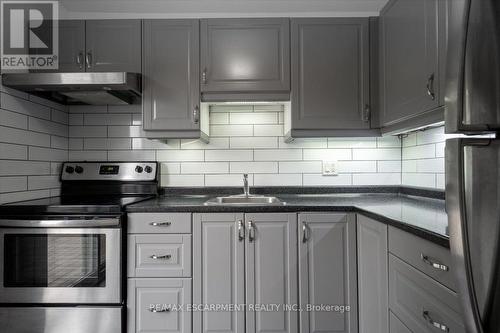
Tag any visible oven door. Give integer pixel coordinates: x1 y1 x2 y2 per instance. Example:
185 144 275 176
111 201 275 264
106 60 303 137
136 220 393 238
0 221 121 304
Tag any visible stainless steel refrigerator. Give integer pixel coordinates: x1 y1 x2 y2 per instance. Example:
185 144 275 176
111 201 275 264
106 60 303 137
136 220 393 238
445 0 500 332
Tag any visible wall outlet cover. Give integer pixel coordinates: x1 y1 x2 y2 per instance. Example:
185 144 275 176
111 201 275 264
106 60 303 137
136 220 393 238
322 160 338 176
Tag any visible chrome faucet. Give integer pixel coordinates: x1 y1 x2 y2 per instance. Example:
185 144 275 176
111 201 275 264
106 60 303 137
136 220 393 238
243 174 250 197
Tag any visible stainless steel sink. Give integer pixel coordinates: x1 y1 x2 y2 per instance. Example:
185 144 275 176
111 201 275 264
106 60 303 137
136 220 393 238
204 195 285 206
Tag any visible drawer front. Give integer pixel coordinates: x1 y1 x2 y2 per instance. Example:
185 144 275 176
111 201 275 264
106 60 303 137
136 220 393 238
128 278 192 333
389 311 412 333
388 227 456 290
128 213 192 234
128 235 192 277
389 254 465 333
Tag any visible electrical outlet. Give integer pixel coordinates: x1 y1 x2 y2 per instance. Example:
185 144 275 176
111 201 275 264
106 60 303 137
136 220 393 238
322 160 338 176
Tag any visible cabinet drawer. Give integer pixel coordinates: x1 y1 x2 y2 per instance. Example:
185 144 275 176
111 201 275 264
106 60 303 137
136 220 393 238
128 278 192 333
128 235 192 277
389 254 464 333
128 213 191 234
389 311 411 333
389 227 456 290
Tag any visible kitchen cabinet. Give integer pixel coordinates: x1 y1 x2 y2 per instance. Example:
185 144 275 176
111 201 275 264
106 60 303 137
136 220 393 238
357 216 388 333
49 20 141 73
380 0 448 133
298 213 357 333
142 19 208 140
193 213 298 333
200 18 290 101
127 213 193 333
287 18 379 139
58 20 86 72
85 20 142 73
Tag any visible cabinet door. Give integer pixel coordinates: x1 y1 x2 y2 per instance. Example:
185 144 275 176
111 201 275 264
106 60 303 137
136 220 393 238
245 213 298 333
201 18 290 93
128 278 192 333
58 20 85 72
298 213 357 333
193 213 245 333
85 20 141 72
291 18 370 130
389 311 412 333
142 20 200 131
381 0 440 126
357 215 389 333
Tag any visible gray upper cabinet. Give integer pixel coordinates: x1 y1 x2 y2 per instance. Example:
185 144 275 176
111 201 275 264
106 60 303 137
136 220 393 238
289 18 376 138
200 18 290 99
380 0 448 133
85 20 141 73
357 215 389 333
58 20 86 72
298 213 358 333
142 20 205 138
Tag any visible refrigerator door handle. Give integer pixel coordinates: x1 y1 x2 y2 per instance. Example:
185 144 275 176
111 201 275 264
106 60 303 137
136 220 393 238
446 138 491 333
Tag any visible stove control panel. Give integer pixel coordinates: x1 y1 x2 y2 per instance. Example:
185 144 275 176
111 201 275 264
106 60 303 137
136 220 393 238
61 162 158 181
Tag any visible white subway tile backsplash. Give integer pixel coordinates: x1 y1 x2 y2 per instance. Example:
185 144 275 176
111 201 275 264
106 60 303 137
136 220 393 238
230 161 278 174
107 125 144 138
85 138 132 150
29 117 68 137
0 109 28 129
0 126 51 147
70 126 107 138
328 138 376 148
416 158 445 173
181 138 230 150
303 149 352 161
0 189 51 205
0 177 27 193
29 147 68 162
279 161 322 173
69 114 84 125
210 124 253 137
377 160 402 173
205 174 254 187
402 144 436 160
254 149 302 161
230 137 278 149
157 150 204 162
377 136 401 148
279 138 327 149
254 174 302 186
435 142 445 158
69 105 107 114
337 161 377 173
28 175 60 190
51 109 69 124
181 162 229 174
161 174 204 187
210 113 229 125
402 173 436 188
108 104 141 113
51 136 69 150
1 93 51 119
160 162 181 174
108 150 155 161
254 124 283 136
0 160 51 176
68 150 107 161
132 138 180 150
353 148 401 161
352 173 401 185
84 113 132 126
230 112 277 124
0 143 28 160
205 150 253 162
303 174 352 186
69 138 84 150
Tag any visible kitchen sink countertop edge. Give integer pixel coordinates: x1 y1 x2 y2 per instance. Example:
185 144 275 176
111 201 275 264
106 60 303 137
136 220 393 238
126 186 448 248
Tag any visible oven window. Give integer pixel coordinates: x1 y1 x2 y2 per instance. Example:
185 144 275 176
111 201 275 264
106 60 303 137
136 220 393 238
4 234 106 288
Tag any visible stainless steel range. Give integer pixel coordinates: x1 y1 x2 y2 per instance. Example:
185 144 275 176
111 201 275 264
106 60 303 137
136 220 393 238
0 162 159 333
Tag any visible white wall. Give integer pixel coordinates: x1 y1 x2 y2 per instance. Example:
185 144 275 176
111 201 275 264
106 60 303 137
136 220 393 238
68 104 403 187
402 126 446 189
0 84 68 204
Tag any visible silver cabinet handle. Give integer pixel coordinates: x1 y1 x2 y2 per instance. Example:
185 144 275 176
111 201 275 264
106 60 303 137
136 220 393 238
302 222 310 243
86 51 92 69
150 222 171 227
76 51 84 70
202 68 207 84
247 220 255 242
238 220 245 241
150 254 172 260
421 254 449 271
362 104 370 122
423 310 449 332
149 307 171 313
426 73 435 100
193 105 200 124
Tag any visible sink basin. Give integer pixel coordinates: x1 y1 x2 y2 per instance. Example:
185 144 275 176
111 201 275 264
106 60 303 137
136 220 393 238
204 195 285 206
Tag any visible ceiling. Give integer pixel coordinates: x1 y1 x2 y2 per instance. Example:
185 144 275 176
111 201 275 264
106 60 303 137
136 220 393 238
59 0 390 19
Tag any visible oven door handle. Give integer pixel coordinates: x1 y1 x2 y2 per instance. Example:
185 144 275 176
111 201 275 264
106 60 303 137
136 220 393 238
0 218 120 228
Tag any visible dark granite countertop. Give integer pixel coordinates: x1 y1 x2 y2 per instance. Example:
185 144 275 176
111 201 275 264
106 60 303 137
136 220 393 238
126 188 449 247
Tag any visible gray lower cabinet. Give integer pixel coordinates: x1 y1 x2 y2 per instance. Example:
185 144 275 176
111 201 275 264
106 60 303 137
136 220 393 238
380 0 448 133
200 18 290 101
128 278 192 333
298 213 357 333
193 213 298 333
357 215 388 333
389 312 412 333
288 18 378 139
142 19 206 139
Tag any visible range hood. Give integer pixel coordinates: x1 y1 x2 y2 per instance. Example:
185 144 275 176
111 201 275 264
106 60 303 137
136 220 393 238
1 72 141 105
